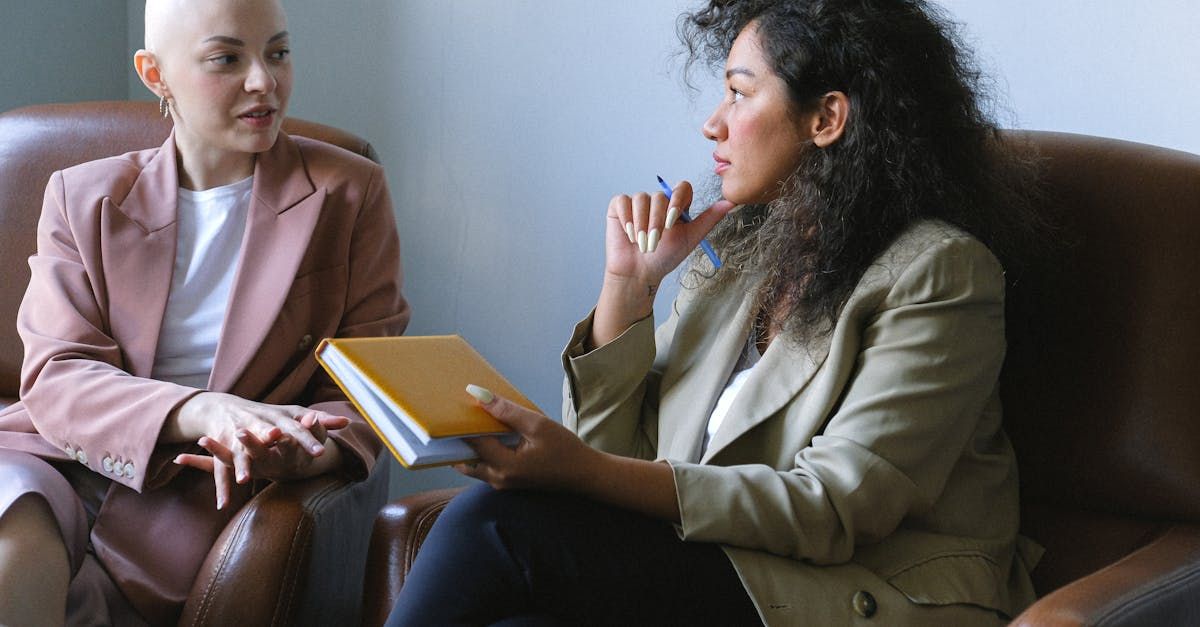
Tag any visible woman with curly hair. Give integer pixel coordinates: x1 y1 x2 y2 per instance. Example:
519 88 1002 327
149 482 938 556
388 0 1046 625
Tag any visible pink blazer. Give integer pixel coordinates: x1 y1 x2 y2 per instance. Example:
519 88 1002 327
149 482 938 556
0 131 409 621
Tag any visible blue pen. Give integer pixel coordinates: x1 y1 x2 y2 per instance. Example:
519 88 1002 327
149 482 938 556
656 175 722 269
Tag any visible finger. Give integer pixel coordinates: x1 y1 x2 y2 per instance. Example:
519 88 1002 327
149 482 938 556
464 434 514 462
686 199 736 240
608 194 635 243
198 436 236 466
274 413 327 456
174 453 215 473
236 429 272 460
647 192 668 253
466 385 546 436
213 457 232 510
316 414 351 430
452 460 482 478
233 443 253 484
665 180 694 229
631 192 650 252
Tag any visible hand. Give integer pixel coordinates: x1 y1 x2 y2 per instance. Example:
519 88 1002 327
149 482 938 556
167 392 350 509
604 180 735 287
454 386 600 492
592 181 735 349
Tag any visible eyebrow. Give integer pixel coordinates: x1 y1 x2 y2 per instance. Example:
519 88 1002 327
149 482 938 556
202 31 289 46
726 67 756 79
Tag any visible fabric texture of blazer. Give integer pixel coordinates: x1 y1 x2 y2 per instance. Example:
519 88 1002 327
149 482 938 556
562 220 1041 626
0 131 409 622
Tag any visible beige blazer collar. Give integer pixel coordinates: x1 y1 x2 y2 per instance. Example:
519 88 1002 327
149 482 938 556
657 276 833 463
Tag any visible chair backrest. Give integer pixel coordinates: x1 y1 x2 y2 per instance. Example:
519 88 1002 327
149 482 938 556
999 130 1200 594
0 100 378 401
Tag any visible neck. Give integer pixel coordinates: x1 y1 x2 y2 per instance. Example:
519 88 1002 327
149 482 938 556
174 137 255 191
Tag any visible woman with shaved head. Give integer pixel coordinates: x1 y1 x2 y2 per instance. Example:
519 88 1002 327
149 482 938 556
0 0 408 623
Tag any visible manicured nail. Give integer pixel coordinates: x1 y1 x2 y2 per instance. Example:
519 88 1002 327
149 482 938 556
637 230 648 253
237 472 247 483
665 207 680 230
311 444 324 454
624 222 635 243
466 384 495 404
647 228 660 253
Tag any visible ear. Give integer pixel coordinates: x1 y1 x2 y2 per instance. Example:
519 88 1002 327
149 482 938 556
808 91 850 148
134 49 167 98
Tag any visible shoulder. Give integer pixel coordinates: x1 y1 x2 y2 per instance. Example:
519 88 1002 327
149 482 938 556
289 134 384 190
850 219 1005 313
53 146 159 206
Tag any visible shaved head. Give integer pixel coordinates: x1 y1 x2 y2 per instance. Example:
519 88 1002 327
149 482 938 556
144 0 287 55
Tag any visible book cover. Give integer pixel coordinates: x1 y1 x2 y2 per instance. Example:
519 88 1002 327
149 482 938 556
315 335 540 468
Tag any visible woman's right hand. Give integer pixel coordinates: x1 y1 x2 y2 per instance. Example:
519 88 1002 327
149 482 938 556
591 180 734 349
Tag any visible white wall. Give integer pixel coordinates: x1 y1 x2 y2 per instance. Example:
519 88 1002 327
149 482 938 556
16 1 1200 497
935 0 1200 155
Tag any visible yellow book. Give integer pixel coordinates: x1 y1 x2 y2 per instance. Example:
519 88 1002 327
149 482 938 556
315 335 539 469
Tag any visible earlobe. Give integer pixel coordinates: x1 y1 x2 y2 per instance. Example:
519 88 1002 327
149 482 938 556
811 91 850 148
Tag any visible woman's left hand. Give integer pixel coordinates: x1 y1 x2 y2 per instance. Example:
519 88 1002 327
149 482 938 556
174 411 346 496
455 386 600 491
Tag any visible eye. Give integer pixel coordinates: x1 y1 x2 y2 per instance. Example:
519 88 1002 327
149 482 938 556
270 48 290 61
728 87 745 103
210 54 238 66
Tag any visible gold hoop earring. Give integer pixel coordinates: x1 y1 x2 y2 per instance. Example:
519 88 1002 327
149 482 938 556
159 95 170 118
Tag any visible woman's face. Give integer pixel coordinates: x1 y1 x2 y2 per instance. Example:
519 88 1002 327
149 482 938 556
702 23 808 205
157 0 292 176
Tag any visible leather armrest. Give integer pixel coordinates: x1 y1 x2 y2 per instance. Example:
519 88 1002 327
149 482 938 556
361 487 462 627
180 454 390 627
1011 524 1200 626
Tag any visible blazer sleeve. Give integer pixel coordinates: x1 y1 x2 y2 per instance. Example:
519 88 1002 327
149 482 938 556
18 171 202 493
306 164 410 478
560 300 683 461
668 236 1008 564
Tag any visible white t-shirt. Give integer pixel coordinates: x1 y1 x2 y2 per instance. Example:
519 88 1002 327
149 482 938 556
150 176 253 388
699 332 762 458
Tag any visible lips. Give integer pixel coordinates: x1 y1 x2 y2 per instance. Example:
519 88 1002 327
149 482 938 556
238 106 277 128
713 152 731 175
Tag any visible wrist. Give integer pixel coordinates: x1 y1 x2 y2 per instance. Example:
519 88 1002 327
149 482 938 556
162 391 211 443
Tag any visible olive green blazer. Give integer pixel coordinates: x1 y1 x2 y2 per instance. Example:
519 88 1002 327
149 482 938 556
562 220 1041 626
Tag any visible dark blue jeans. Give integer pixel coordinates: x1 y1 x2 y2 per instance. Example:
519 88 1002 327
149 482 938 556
386 483 761 627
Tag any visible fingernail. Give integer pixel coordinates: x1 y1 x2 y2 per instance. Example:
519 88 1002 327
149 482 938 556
465 384 495 404
624 222 635 243
311 444 324 454
665 207 680 229
237 472 247 483
217 498 224 510
647 228 660 253
637 230 648 253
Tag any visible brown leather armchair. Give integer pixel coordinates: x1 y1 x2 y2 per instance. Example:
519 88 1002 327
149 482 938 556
359 131 1200 626
0 101 389 626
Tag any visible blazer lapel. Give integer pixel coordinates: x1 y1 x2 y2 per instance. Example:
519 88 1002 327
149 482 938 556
700 314 832 464
208 133 324 393
656 278 757 462
103 135 180 377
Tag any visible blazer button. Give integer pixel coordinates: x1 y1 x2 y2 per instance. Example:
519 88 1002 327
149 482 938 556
297 333 314 352
64 444 75 457
123 462 136 478
102 456 114 472
76 449 88 465
851 590 877 618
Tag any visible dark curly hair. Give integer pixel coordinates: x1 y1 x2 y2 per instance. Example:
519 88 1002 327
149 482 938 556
679 0 1050 341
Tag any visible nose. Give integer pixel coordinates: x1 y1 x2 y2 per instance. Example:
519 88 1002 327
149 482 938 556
702 102 725 142
244 59 277 94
